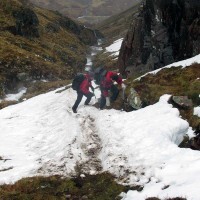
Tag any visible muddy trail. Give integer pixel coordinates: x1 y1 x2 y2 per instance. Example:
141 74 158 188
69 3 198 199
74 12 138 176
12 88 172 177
76 112 103 174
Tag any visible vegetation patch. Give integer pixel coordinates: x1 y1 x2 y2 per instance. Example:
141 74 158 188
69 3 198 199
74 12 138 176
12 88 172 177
23 79 71 99
0 173 188 200
0 173 130 200
0 100 18 110
125 63 200 130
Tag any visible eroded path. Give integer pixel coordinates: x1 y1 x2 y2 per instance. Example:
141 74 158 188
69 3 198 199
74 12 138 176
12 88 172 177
74 111 103 174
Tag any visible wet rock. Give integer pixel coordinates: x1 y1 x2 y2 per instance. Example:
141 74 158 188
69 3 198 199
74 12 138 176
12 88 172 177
118 0 200 76
190 136 200 150
162 46 174 65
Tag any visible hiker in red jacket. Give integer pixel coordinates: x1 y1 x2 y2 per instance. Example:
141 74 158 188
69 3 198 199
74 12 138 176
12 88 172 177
72 68 94 113
99 71 124 109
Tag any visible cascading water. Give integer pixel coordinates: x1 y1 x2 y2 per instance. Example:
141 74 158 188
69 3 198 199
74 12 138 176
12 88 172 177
85 30 103 70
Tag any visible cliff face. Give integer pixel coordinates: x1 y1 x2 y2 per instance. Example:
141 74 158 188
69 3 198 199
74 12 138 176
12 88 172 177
118 0 200 76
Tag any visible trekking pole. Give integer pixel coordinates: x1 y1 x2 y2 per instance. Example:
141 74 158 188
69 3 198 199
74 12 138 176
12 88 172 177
121 83 126 100
55 84 72 93
94 85 99 89
121 84 127 110
93 92 99 103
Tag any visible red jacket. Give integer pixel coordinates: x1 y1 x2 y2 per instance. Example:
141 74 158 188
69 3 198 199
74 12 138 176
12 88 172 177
100 71 122 97
80 73 92 94
105 71 122 85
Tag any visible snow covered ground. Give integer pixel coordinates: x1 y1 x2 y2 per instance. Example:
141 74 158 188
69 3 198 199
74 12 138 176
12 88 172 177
0 82 200 199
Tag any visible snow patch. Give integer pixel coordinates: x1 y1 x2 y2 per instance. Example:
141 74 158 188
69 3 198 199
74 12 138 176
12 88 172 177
5 87 27 102
194 106 200 117
105 38 123 56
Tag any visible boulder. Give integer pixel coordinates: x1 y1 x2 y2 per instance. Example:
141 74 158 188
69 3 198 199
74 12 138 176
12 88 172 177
17 73 29 81
171 96 193 109
127 87 142 110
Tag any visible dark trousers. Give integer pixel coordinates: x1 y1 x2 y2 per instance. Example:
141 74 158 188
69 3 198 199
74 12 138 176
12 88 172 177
99 84 119 109
72 91 94 111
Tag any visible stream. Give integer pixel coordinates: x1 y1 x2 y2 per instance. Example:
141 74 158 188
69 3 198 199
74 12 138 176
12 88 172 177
85 38 103 70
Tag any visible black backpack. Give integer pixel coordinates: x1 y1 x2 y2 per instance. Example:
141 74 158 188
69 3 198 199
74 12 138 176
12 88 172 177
72 73 85 91
94 67 107 85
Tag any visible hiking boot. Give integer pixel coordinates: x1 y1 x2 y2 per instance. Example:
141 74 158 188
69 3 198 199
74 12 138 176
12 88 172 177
72 107 77 113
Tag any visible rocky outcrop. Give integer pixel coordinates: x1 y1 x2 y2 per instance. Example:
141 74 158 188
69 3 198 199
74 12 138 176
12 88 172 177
11 7 103 45
118 0 200 76
59 16 104 45
12 8 39 38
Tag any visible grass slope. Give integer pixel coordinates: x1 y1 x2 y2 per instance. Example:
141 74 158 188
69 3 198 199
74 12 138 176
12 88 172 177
125 63 200 130
0 0 87 97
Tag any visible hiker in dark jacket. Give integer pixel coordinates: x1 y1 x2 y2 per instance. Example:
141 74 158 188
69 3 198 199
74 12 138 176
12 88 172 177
72 68 94 113
99 71 124 109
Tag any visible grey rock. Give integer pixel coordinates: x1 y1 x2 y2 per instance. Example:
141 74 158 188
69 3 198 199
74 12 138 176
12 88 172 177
81 195 89 199
128 88 142 110
117 0 200 76
171 96 193 108
17 73 28 81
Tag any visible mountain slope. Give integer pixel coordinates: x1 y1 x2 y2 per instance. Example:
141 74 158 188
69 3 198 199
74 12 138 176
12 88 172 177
0 0 100 98
96 3 140 42
29 0 141 24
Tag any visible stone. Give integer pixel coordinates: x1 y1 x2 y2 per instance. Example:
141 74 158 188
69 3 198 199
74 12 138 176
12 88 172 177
17 73 28 81
81 195 89 199
171 96 193 108
127 88 142 110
